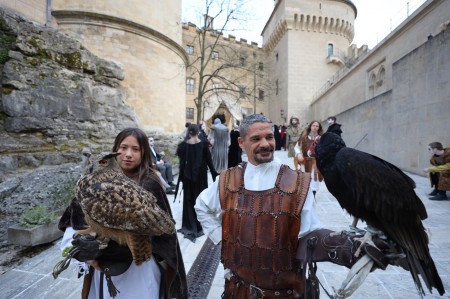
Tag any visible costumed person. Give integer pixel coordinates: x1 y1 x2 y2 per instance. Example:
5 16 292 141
280 123 287 151
286 116 301 170
195 114 401 298
273 123 282 150
326 116 343 136
176 124 219 242
198 120 209 145
424 141 450 201
149 137 176 187
208 118 230 172
58 128 188 299
295 120 324 196
227 124 242 168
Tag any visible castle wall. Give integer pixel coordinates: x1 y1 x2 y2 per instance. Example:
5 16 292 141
182 23 266 126
52 0 181 42
0 0 47 25
51 0 187 133
311 0 450 175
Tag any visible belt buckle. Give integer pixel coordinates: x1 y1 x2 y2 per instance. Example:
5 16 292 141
249 284 265 298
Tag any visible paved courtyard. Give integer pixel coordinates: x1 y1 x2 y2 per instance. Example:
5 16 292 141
0 150 449 299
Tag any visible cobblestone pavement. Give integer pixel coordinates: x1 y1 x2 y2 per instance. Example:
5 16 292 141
1 150 449 299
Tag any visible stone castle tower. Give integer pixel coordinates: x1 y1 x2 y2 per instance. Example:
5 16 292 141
263 0 358 124
50 0 187 133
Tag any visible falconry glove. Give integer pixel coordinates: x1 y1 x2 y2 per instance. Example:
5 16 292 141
71 234 103 262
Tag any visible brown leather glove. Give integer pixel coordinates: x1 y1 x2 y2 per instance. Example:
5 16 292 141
296 229 407 271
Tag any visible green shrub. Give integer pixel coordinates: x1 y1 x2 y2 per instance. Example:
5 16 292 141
19 206 58 228
51 174 78 210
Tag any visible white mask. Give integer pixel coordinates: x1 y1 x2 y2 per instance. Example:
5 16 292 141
201 124 206 130
327 119 334 125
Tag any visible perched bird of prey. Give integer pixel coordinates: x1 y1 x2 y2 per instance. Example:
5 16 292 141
315 132 445 297
76 152 175 265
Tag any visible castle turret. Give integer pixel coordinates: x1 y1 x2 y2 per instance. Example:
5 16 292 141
262 0 357 124
51 0 187 132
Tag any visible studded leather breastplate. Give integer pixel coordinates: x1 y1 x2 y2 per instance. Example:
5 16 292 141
219 163 310 290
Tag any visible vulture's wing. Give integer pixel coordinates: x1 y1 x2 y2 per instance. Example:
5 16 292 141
334 147 427 227
332 148 444 296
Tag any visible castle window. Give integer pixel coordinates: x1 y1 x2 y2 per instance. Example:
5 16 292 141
276 53 279 61
211 51 219 60
239 57 246 66
186 78 195 94
258 89 264 101
259 62 264 71
327 43 334 57
239 86 246 98
276 79 279 95
186 45 194 55
186 108 194 119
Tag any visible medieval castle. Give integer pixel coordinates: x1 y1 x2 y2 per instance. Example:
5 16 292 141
0 0 449 175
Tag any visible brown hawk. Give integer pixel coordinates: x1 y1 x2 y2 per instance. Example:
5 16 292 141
76 152 175 265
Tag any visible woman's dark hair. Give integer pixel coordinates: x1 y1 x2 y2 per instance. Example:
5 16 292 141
188 123 199 137
112 128 152 183
303 120 323 137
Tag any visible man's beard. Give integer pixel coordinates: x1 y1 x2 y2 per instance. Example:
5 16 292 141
254 147 274 164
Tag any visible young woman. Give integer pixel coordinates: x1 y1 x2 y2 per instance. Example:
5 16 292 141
294 121 324 195
59 128 188 299
176 124 218 242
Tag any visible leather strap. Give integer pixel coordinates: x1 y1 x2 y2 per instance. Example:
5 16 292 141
228 273 296 298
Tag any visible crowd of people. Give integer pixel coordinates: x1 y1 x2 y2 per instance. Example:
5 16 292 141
57 114 447 299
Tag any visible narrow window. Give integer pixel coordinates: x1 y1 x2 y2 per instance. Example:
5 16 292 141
211 51 219 60
239 86 246 98
186 45 194 55
186 78 195 94
259 62 264 71
258 89 264 101
276 80 279 95
186 108 194 119
327 43 334 57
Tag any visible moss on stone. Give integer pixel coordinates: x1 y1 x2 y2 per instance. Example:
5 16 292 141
0 49 8 64
2 86 15 94
53 51 83 69
0 33 16 65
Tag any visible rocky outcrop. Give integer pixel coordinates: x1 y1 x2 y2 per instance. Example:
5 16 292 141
0 7 141 242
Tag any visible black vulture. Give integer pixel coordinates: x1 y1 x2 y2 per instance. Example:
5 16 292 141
315 132 445 296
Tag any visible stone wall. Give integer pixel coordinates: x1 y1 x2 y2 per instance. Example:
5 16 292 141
318 28 450 176
0 0 47 25
311 0 450 176
0 7 140 241
52 1 188 133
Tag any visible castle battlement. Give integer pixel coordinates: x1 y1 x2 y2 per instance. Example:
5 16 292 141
182 22 261 50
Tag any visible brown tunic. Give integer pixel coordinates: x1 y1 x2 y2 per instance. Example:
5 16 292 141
299 134 323 182
219 163 311 298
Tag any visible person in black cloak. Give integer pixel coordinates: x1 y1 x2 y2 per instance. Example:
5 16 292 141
176 124 219 242
228 124 242 168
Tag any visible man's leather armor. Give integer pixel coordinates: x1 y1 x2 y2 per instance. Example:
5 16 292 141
219 163 310 292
